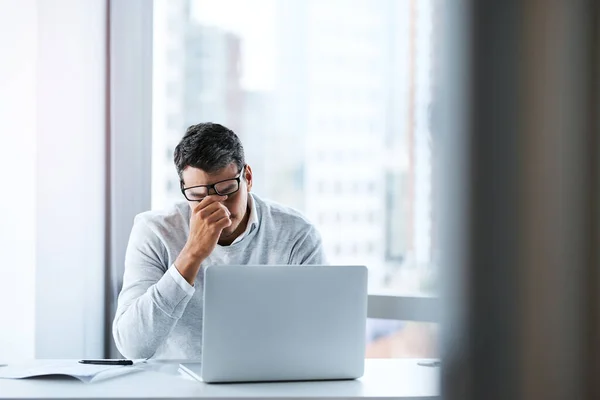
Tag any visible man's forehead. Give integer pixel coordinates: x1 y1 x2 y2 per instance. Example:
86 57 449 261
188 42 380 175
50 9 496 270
181 163 238 186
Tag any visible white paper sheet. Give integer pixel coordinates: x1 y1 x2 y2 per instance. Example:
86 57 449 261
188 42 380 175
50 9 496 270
0 360 144 383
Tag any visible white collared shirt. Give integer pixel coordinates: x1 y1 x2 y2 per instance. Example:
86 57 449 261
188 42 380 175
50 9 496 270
230 194 259 245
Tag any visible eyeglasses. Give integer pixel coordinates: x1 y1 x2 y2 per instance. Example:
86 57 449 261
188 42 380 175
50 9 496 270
180 167 244 202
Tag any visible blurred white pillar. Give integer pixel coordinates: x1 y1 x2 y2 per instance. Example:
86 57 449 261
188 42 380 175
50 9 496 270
35 0 107 359
0 0 107 360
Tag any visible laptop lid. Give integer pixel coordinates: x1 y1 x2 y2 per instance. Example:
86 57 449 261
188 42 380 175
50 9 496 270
199 265 368 383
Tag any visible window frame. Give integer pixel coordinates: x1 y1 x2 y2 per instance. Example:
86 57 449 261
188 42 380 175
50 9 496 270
108 1 438 358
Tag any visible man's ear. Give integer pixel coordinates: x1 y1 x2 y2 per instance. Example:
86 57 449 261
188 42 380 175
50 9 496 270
244 164 253 192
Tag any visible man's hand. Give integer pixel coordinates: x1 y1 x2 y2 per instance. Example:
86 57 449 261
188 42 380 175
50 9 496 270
174 195 232 285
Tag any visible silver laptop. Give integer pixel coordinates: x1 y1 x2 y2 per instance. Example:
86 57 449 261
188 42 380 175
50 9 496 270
180 265 368 383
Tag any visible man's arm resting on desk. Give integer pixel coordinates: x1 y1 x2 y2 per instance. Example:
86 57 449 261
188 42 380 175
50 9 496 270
114 197 232 358
113 217 197 359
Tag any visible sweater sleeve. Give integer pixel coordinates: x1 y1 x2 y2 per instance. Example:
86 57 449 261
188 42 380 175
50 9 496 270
112 215 195 359
289 225 328 265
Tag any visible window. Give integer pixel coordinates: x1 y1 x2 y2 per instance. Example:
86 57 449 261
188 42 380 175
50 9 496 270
152 0 440 359
167 114 181 130
366 320 438 358
317 180 326 194
334 181 343 194
334 243 342 256
368 242 376 254
335 212 342 224
368 212 376 224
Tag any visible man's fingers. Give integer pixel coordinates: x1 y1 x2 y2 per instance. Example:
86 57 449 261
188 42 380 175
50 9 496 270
192 195 228 213
206 207 230 223
213 215 233 230
198 202 230 220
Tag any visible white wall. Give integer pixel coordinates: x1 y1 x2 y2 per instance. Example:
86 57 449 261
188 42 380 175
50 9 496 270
0 0 106 360
35 0 106 358
0 0 38 361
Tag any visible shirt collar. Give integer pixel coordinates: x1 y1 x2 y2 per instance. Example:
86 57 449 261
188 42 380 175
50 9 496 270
231 193 258 245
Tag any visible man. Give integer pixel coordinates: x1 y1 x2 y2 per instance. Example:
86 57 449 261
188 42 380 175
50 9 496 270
113 123 326 359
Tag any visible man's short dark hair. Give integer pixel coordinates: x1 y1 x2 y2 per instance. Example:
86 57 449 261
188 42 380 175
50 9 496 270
174 123 245 179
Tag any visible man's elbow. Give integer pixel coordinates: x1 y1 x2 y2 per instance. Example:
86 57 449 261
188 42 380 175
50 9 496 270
112 316 156 359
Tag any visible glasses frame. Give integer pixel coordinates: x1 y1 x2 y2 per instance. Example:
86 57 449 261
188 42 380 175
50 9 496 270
180 166 245 202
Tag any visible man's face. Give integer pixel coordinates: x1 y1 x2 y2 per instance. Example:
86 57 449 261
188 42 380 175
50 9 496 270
181 163 253 241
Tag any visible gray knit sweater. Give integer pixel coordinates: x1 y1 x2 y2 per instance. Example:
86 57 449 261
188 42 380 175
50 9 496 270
112 193 326 359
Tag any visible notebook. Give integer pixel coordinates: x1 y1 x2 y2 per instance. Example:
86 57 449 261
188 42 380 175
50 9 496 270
0 360 144 383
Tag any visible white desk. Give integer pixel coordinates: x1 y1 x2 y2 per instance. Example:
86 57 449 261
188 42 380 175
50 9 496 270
0 359 440 400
